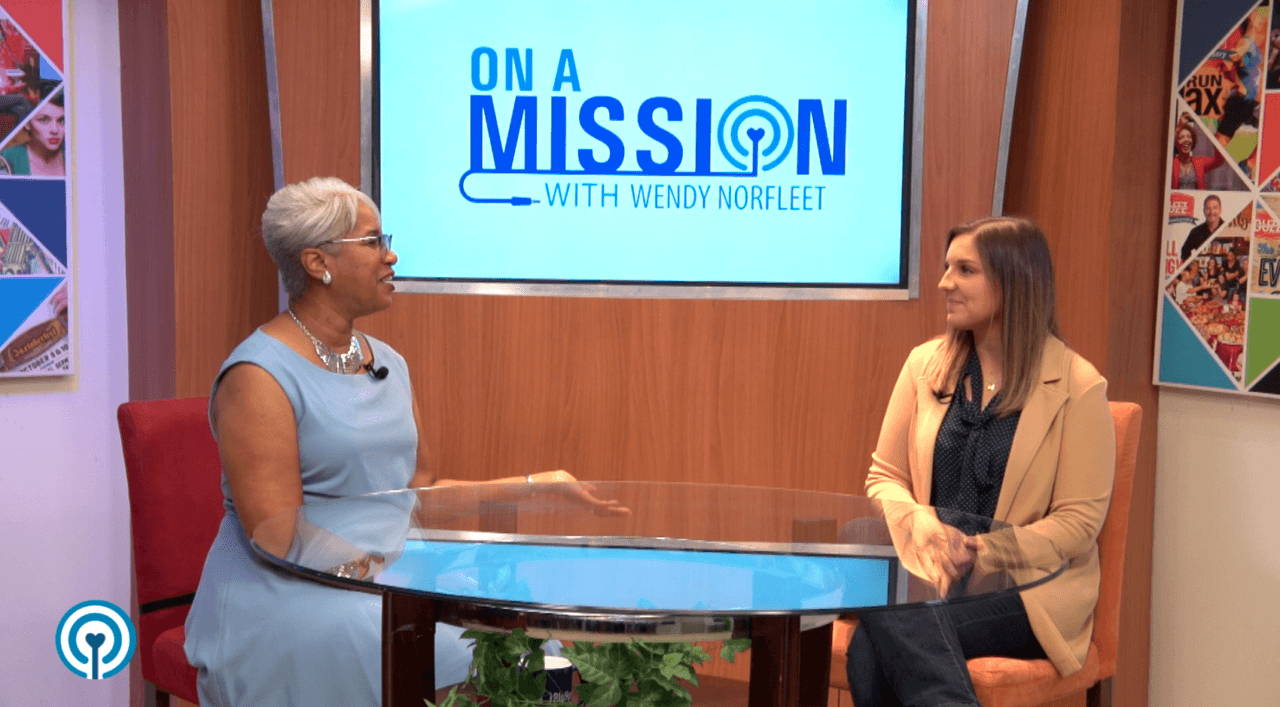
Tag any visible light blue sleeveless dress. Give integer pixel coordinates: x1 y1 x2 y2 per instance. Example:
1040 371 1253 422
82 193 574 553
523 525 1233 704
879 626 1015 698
183 329 471 706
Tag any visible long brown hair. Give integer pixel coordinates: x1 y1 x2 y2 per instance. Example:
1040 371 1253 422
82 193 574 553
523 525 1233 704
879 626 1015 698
927 217 1059 415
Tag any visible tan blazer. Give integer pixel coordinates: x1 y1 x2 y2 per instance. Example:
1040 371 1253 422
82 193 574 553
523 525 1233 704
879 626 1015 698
865 336 1115 676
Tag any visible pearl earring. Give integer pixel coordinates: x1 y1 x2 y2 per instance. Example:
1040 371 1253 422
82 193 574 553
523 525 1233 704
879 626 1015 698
322 270 332 285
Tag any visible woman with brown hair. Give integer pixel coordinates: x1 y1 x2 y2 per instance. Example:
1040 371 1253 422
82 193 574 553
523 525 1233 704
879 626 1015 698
847 217 1115 706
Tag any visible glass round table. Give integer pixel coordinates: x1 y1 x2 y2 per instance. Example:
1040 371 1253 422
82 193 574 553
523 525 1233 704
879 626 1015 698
251 481 1065 706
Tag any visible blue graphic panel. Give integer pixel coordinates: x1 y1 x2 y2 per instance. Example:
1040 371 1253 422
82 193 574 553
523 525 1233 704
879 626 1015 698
0 180 66 266
1159 297 1236 390
38 54 61 82
1179 0 1259 84
383 540 892 612
0 276 61 345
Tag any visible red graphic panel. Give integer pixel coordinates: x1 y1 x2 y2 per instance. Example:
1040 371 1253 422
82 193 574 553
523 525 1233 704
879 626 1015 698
1261 93 1280 184
2 1 61 71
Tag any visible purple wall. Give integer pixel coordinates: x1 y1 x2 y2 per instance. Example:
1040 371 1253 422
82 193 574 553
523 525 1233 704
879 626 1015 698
0 2 130 704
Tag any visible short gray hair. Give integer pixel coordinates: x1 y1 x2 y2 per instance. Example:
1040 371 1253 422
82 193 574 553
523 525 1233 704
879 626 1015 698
261 177 381 299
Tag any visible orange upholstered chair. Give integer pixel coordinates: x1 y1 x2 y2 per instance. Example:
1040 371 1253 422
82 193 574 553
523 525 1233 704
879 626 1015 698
119 397 225 706
830 401 1142 707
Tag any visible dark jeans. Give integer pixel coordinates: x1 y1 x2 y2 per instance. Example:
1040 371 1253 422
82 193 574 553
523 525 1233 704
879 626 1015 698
845 592 1045 707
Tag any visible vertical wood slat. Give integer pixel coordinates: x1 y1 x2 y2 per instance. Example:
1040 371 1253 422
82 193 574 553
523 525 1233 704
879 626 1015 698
119 0 176 401
119 0 278 400
1106 4 1173 705
166 0 278 397
271 0 362 183
1003 1 1173 703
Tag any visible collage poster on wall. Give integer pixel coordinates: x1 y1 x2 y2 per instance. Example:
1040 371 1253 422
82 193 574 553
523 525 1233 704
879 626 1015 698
0 1 67 378
1158 0 1280 398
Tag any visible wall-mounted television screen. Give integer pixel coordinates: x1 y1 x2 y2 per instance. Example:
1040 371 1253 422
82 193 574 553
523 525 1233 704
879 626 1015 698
372 0 921 299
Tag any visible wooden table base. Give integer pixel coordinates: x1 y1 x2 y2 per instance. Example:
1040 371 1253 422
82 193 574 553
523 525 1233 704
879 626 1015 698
382 591 437 707
748 615 832 706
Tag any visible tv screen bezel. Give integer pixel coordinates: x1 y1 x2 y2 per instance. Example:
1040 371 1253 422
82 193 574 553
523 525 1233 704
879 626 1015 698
362 0 925 301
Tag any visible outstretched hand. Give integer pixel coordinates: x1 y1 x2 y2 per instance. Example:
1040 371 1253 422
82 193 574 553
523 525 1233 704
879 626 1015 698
530 470 631 516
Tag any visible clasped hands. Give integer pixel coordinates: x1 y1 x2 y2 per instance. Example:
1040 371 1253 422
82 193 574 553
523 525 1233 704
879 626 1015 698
903 511 984 598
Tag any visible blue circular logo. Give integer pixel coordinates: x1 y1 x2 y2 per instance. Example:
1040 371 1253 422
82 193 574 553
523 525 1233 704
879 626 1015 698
55 600 137 680
716 95 795 172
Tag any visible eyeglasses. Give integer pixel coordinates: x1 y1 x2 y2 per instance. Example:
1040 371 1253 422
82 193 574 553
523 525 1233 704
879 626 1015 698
323 233 393 251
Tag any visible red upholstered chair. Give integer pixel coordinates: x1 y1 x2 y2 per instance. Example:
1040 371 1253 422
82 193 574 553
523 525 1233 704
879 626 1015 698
831 401 1142 707
119 397 225 706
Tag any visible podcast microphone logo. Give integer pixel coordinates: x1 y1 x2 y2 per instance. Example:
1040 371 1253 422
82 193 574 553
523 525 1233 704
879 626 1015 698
55 600 137 680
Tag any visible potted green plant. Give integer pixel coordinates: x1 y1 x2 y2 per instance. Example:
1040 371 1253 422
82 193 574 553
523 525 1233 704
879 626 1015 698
431 629 750 706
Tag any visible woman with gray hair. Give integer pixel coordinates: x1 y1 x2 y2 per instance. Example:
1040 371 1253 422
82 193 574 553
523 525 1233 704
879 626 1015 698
183 177 625 705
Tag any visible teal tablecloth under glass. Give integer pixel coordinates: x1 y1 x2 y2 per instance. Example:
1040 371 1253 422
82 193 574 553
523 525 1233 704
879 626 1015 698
252 481 1064 706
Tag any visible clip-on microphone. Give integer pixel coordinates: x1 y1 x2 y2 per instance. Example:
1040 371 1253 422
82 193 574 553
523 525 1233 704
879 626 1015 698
364 357 389 380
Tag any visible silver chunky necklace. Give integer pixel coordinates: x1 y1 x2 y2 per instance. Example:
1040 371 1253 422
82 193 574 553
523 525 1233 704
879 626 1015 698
287 308 364 374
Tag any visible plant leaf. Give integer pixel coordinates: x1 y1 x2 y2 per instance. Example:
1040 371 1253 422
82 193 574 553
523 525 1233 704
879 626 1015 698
658 678 692 700
719 637 752 662
524 651 545 673
576 682 603 704
684 644 710 663
595 680 623 707
573 653 617 685
502 630 534 657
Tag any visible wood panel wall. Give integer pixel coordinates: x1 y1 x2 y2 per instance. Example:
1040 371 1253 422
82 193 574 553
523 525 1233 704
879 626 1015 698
119 0 277 400
269 0 1018 496
118 0 1172 702
119 0 175 401
1003 1 1174 703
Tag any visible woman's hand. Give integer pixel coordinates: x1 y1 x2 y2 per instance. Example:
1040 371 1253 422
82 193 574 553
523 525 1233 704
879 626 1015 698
905 512 976 597
328 553 387 581
529 470 631 516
